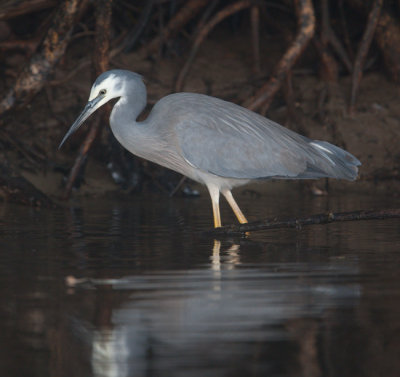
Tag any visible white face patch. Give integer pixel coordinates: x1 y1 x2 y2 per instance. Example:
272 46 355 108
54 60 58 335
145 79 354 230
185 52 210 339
88 73 123 102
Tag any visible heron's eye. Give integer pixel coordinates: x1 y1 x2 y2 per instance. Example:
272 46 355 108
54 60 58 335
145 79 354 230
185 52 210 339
99 89 107 96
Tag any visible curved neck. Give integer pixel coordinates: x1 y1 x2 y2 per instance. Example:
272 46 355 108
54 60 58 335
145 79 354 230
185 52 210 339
109 93 161 162
111 89 146 125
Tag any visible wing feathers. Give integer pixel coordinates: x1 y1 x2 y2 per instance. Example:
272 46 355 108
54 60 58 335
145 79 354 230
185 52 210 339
156 93 360 181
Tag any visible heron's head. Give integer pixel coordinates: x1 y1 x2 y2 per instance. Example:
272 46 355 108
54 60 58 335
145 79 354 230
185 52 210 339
58 70 144 149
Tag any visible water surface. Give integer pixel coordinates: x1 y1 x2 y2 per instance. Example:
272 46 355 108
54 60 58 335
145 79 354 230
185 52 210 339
0 189 399 377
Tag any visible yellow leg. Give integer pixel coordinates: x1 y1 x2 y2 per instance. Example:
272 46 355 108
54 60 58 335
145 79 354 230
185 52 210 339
207 184 221 228
221 189 248 224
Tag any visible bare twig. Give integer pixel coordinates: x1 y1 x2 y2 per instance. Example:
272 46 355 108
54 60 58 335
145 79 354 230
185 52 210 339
0 0 89 117
245 0 315 114
251 4 261 74
0 38 40 54
141 0 210 56
194 0 220 33
338 0 354 61
349 0 383 114
63 0 113 199
0 0 56 20
373 7 400 83
348 0 400 84
175 0 253 92
169 176 187 197
123 0 155 52
320 0 352 74
314 0 339 83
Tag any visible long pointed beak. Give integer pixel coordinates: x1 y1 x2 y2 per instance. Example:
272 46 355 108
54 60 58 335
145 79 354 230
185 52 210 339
58 95 104 149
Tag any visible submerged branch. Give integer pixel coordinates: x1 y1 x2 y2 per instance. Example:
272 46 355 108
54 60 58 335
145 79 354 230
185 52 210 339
208 208 400 236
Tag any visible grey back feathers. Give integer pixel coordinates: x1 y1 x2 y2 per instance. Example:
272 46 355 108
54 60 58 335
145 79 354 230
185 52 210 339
145 93 360 181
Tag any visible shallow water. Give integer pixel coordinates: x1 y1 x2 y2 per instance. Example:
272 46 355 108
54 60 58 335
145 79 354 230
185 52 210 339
0 189 399 377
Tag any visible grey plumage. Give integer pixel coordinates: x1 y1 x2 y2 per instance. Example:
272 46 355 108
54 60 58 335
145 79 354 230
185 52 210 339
60 69 361 227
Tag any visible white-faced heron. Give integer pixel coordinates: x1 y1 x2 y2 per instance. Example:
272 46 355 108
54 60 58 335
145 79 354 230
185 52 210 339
59 70 361 228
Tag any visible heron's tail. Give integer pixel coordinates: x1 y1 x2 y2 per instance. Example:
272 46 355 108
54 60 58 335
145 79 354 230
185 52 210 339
306 140 361 181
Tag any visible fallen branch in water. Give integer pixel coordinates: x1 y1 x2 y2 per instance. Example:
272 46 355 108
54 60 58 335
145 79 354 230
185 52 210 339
208 208 400 236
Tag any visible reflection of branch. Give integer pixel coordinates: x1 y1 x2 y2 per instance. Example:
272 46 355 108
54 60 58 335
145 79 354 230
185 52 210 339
209 208 400 236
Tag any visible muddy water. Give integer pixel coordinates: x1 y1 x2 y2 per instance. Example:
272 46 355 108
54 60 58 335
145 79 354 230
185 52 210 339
0 189 399 377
